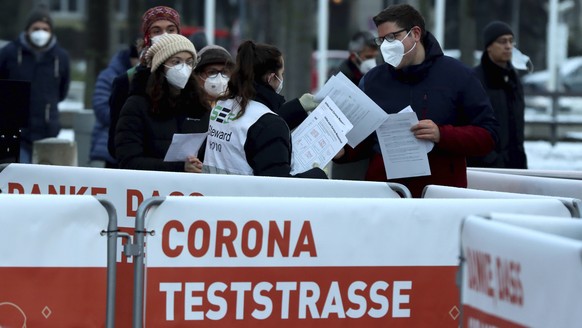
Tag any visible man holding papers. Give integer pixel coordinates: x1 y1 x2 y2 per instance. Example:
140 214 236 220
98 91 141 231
337 4 499 197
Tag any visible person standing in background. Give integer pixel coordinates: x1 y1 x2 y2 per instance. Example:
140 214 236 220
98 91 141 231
338 31 380 85
0 4 70 163
332 31 379 181
468 21 527 169
90 43 139 168
107 5 182 161
194 45 235 108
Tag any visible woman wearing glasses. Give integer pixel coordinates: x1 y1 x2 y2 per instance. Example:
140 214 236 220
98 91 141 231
202 40 327 178
194 45 235 108
115 34 209 172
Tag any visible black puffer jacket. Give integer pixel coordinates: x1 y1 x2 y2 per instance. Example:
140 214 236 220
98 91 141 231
469 52 527 169
114 69 210 171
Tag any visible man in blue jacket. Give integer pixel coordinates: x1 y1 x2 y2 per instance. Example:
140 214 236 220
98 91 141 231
0 4 70 163
339 4 499 197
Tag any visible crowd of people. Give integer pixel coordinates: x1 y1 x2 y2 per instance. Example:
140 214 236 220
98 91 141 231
1 3 532 197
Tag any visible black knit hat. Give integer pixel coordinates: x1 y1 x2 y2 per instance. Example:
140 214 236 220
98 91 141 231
24 4 53 31
483 21 513 48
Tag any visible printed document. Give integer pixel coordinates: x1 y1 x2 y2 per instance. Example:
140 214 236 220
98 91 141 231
377 110 431 179
164 133 208 162
290 96 353 174
314 72 388 148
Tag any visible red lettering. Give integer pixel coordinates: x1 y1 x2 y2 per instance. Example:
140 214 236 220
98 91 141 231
70 186 88 195
169 191 184 196
91 187 107 196
47 185 66 194
293 221 317 257
188 221 210 257
126 189 143 217
163 220 184 257
241 220 263 257
267 221 290 257
189 192 204 196
7 182 24 193
215 221 237 257
31 184 41 194
152 190 161 197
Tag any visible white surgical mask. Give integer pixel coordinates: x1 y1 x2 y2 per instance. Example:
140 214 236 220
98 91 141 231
150 33 168 45
273 75 283 94
29 30 51 48
165 63 192 89
512 47 532 72
380 30 416 68
204 74 229 97
359 58 377 73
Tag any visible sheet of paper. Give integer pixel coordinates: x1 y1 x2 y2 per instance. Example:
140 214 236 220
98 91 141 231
163 133 207 162
399 105 434 153
314 72 389 148
290 96 353 175
377 111 431 179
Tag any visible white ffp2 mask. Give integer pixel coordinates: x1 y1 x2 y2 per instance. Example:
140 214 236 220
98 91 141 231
165 63 192 89
204 74 229 97
29 30 51 48
380 30 416 68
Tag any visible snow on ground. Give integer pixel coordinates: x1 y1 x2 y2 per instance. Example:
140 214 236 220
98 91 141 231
525 140 582 171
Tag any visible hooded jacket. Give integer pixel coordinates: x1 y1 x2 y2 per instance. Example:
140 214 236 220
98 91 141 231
357 31 499 197
0 32 70 145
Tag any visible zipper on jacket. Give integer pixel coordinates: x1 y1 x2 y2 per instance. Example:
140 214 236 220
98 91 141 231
421 92 428 119
54 56 59 78
45 104 50 123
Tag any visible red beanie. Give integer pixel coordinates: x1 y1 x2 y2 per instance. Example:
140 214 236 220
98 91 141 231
141 6 181 44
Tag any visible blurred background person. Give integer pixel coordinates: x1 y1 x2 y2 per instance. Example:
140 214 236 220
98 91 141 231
194 45 235 107
203 40 327 178
115 34 209 172
338 31 380 85
90 42 139 168
0 4 70 163
107 5 182 162
468 21 527 169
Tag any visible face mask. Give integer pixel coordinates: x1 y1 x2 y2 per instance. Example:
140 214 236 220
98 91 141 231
359 58 377 73
165 63 192 89
29 30 51 48
273 75 283 94
512 47 533 72
380 30 416 68
150 33 168 45
204 74 229 97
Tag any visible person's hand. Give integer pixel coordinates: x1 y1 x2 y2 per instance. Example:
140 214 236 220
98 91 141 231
184 155 203 173
411 119 440 143
299 93 319 113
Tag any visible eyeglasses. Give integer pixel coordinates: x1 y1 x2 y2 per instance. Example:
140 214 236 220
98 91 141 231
165 57 195 69
373 28 407 46
203 68 230 79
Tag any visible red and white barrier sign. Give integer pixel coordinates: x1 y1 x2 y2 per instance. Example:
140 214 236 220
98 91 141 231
0 194 109 327
460 215 582 327
0 164 403 228
138 197 573 327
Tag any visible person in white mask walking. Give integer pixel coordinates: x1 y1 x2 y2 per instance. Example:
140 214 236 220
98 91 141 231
335 3 499 197
115 34 209 172
0 3 70 163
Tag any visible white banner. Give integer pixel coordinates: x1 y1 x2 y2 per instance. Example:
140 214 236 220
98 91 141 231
137 197 572 327
0 194 109 327
460 215 582 327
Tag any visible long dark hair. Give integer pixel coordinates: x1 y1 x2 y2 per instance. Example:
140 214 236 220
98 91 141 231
146 67 209 116
220 40 282 117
